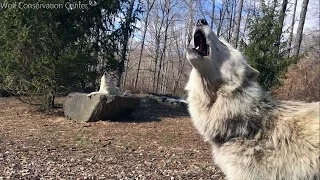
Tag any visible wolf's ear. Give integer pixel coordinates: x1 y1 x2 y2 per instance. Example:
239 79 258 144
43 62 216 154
246 65 259 80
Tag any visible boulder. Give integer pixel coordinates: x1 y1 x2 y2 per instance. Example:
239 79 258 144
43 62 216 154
64 92 140 122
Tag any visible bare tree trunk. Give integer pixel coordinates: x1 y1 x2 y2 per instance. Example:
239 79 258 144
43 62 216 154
242 1 253 46
276 0 288 56
160 59 169 94
232 0 244 48
278 0 288 35
292 0 309 57
288 0 298 57
172 31 186 95
152 5 165 92
156 0 171 93
217 1 227 37
93 25 100 89
169 19 187 95
123 55 131 88
227 0 236 41
117 0 135 87
217 9 223 37
210 0 215 29
153 35 161 92
185 0 194 48
134 0 155 90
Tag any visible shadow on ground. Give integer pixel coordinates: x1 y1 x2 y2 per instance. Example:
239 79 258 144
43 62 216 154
118 101 189 123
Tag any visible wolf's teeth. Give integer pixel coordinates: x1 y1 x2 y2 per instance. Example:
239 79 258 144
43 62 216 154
196 46 200 50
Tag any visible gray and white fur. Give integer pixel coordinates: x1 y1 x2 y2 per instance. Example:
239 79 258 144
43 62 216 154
185 19 319 180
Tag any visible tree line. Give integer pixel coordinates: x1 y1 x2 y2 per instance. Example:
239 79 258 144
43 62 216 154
0 0 316 107
123 0 313 95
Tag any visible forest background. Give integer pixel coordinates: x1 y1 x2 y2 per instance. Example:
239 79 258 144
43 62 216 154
0 0 319 107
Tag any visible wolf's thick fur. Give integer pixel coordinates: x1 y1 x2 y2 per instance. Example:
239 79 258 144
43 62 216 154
87 72 121 97
185 20 319 180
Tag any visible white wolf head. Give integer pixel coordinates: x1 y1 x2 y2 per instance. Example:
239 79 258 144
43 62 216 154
99 72 121 96
185 19 259 98
99 72 112 92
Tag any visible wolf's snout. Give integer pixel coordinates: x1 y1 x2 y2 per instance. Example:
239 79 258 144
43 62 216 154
197 19 208 27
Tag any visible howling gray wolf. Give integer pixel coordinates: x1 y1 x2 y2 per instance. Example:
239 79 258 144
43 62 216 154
87 72 121 97
185 19 319 180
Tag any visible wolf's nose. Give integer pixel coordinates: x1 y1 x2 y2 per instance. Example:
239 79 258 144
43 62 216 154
197 19 208 26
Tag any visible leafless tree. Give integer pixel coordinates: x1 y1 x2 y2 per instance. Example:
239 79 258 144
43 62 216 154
226 0 236 41
277 0 288 53
156 0 172 93
123 0 318 98
210 0 216 29
287 0 298 57
118 0 136 87
217 1 226 37
134 0 155 90
292 0 309 57
184 0 195 48
232 0 244 48
148 1 166 92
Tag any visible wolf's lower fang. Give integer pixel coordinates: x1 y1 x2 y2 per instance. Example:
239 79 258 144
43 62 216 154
196 46 200 50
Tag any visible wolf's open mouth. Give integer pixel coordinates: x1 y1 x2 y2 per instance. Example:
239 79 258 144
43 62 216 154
194 30 209 56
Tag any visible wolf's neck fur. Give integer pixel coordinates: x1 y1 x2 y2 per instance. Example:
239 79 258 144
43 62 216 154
186 68 276 144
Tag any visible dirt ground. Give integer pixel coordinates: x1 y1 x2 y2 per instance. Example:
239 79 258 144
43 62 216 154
0 97 225 179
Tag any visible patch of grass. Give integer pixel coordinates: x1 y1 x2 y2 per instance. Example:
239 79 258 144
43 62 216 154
76 136 92 147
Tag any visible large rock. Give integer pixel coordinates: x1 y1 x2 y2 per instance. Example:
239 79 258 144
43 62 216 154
64 93 140 122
